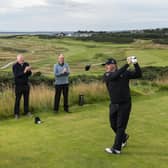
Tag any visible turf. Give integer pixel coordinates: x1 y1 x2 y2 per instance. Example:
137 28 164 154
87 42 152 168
0 92 167 168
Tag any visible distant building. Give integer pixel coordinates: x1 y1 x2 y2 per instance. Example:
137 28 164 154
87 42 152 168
55 32 66 37
66 33 72 37
72 32 92 37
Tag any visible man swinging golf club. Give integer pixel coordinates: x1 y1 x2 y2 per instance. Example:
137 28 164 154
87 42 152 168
103 56 142 154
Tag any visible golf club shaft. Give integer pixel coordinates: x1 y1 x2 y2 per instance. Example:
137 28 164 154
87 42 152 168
92 58 126 66
117 58 126 62
92 63 104 66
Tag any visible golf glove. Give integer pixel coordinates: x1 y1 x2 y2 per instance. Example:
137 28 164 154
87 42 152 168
131 56 137 64
127 56 132 64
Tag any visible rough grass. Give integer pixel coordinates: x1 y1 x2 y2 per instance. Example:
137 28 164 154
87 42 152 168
0 92 167 168
0 81 157 118
0 82 108 118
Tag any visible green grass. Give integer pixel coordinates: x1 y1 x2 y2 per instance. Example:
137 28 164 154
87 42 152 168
0 35 167 167
126 49 168 66
0 37 168 76
0 92 167 168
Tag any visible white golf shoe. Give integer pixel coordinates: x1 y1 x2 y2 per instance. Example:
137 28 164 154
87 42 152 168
105 148 121 154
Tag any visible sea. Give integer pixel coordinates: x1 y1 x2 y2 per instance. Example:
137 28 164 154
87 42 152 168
0 31 74 36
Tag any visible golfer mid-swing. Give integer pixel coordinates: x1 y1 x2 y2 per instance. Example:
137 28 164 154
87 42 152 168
103 56 142 154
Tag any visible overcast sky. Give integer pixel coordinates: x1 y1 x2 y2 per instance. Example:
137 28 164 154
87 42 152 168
0 0 168 31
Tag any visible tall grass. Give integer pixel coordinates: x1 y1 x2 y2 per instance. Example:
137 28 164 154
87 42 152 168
0 87 14 118
0 82 108 119
155 75 168 85
154 75 168 91
71 82 108 104
1 80 165 119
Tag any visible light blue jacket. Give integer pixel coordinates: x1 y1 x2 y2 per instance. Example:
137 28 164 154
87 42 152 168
54 63 70 85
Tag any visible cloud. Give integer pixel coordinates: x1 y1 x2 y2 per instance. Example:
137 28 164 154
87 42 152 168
66 0 97 4
0 0 168 31
11 0 48 8
0 0 48 14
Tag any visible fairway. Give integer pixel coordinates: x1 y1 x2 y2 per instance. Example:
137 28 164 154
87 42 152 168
0 92 167 168
0 37 168 76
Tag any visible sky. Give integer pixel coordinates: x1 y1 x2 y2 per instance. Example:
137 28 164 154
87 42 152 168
0 0 168 31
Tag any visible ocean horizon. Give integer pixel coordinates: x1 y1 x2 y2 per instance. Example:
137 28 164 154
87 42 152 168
0 31 75 36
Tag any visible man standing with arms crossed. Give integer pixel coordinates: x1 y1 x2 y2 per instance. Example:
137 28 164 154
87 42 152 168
103 56 142 154
54 54 70 113
13 54 32 119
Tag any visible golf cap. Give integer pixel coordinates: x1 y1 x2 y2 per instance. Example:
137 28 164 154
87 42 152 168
102 58 117 65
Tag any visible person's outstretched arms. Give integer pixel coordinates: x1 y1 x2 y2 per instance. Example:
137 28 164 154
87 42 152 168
104 64 129 82
126 57 142 79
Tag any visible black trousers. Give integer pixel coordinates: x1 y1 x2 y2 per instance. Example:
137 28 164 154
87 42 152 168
109 101 131 150
54 84 69 111
14 85 30 115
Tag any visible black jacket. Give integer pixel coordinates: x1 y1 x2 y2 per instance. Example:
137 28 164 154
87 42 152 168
13 62 32 86
103 63 142 103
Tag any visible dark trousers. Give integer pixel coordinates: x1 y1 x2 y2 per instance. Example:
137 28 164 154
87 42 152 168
109 101 131 150
14 85 30 115
54 84 69 111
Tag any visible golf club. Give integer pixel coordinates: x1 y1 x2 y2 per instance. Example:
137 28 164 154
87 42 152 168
85 58 126 71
